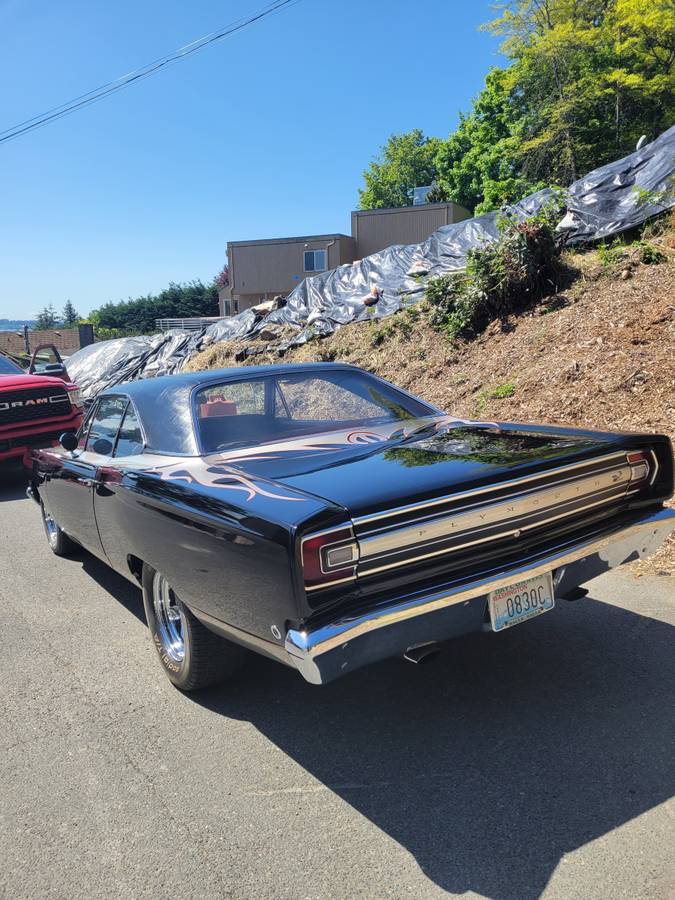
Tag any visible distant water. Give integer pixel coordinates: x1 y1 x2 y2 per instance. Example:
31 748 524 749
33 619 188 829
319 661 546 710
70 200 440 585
0 320 36 331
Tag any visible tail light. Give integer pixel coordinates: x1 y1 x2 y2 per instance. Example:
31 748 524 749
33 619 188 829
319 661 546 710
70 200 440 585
67 386 83 410
301 524 359 591
627 450 651 485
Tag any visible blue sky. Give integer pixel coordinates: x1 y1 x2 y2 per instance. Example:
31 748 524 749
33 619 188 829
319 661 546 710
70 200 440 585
0 0 503 319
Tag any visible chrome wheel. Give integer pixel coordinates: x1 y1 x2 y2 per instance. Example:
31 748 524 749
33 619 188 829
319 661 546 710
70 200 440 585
152 572 185 663
43 509 58 549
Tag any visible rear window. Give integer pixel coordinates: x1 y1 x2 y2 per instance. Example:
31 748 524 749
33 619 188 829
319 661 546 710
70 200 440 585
194 369 433 453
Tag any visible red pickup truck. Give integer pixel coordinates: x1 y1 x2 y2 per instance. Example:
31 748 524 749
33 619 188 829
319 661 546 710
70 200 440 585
0 349 83 464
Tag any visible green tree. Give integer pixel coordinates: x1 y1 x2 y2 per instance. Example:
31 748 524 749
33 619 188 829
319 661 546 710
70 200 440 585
435 68 542 214
610 0 675 148
357 1 674 217
358 129 444 209
34 304 59 330
62 300 80 327
484 0 675 183
89 281 220 336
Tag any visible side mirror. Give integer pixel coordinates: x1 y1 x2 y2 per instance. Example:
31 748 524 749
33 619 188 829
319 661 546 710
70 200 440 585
92 437 114 456
59 432 78 452
43 363 66 376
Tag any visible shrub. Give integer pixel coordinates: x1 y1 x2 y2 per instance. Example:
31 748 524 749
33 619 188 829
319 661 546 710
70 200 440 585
635 241 666 265
597 239 628 267
370 320 395 346
90 281 219 335
425 203 565 341
491 382 515 399
475 381 516 413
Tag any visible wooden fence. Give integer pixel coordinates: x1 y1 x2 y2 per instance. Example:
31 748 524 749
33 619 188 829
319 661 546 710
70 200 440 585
0 326 92 358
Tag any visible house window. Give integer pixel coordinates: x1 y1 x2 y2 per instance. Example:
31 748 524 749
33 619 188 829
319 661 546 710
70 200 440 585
303 249 327 272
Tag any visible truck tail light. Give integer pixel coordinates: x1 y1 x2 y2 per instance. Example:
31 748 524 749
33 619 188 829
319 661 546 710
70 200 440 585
301 525 359 591
627 450 650 484
67 387 83 410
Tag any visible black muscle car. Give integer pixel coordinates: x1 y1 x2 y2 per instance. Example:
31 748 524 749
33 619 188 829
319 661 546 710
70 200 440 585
28 363 675 690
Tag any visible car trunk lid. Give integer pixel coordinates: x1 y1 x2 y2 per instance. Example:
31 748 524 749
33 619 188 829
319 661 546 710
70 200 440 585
265 419 626 517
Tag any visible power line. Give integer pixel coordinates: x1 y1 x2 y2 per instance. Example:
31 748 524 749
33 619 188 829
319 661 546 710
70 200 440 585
0 0 301 146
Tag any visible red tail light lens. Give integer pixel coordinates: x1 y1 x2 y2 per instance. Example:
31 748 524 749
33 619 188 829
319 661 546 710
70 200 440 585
627 450 650 484
301 525 359 591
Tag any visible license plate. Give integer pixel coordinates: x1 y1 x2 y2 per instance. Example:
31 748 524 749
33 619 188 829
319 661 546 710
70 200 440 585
488 572 555 632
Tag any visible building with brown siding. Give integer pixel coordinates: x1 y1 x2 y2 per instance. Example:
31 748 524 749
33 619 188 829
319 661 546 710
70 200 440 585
221 201 470 315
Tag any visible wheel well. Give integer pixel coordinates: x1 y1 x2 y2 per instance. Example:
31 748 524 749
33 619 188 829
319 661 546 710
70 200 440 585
127 555 144 583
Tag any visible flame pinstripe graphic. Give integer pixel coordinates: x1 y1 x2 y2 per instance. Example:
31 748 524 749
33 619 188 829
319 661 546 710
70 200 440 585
143 459 306 503
201 416 499 466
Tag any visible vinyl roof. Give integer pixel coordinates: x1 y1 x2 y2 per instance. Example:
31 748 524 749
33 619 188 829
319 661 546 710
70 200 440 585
106 362 361 400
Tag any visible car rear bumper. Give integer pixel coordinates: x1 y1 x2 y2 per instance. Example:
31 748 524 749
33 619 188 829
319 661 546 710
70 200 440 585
285 507 675 684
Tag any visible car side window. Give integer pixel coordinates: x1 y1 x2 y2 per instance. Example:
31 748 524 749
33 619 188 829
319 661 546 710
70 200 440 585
77 402 97 449
85 396 127 454
114 404 144 457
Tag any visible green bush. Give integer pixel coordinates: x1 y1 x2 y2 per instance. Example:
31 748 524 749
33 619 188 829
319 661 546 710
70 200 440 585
425 203 565 341
370 320 395 346
597 236 666 267
597 239 628 267
89 281 219 336
491 382 515 399
635 241 666 265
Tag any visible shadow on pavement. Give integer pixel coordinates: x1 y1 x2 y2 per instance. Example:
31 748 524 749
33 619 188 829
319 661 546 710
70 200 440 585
0 463 146 622
79 553 145 624
0 463 29 501
194 594 675 899
5 458 672 895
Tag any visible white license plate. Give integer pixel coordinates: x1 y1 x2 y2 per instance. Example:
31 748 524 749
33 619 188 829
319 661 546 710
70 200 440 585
488 572 555 632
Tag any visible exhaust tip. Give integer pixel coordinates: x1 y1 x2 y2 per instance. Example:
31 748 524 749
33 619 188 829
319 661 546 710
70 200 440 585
403 642 440 665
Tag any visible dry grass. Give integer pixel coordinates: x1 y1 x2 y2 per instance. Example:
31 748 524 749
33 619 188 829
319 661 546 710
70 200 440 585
187 247 675 575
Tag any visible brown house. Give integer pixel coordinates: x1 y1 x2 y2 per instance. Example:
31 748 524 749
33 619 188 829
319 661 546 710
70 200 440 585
221 201 470 315
351 201 469 258
222 234 356 315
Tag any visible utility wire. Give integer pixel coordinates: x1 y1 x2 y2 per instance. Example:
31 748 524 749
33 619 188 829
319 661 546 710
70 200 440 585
0 0 301 146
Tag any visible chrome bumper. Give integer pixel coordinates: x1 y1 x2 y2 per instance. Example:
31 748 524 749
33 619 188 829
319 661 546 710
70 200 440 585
285 508 675 685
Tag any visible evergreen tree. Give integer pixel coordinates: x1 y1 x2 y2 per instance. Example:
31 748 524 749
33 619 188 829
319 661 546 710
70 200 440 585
62 300 80 327
89 281 219 335
34 304 59 330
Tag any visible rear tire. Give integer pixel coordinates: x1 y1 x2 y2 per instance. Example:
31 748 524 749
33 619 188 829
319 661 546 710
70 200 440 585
141 564 245 691
41 501 76 557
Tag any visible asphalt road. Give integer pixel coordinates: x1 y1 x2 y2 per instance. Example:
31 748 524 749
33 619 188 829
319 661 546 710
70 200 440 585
1 464 674 900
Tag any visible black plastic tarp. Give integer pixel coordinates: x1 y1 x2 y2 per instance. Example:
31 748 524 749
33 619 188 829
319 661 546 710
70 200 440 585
68 125 675 398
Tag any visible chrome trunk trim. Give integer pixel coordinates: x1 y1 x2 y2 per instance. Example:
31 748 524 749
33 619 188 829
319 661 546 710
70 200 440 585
357 464 632 571
359 492 629 578
353 451 627 528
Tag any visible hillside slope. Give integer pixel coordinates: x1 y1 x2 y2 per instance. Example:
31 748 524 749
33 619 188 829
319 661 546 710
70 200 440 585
186 250 675 574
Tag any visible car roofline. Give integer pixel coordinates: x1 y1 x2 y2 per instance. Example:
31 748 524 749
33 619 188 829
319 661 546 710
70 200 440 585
95 363 443 457
97 362 364 399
